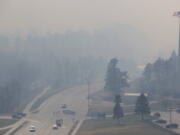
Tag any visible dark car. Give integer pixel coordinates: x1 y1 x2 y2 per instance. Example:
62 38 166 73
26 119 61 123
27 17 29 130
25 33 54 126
176 109 180 113
12 112 26 119
56 119 63 127
166 123 178 129
17 113 26 117
61 104 67 109
153 112 161 118
12 114 22 119
63 110 76 115
155 119 167 124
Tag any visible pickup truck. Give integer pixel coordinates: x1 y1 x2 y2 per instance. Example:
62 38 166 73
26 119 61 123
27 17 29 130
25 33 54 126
56 119 63 127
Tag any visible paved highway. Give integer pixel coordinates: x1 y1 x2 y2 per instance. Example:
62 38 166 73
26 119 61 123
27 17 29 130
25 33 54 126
12 83 102 135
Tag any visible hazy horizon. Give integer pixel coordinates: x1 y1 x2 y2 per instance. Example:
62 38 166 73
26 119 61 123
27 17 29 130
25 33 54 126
1 0 180 64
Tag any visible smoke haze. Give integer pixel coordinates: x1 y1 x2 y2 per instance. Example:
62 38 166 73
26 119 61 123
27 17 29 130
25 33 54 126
0 0 180 64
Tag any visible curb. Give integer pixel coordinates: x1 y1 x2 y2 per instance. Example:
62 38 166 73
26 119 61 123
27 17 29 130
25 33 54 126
68 120 84 135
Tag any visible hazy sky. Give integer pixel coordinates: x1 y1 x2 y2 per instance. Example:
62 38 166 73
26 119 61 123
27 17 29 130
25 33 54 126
0 0 180 58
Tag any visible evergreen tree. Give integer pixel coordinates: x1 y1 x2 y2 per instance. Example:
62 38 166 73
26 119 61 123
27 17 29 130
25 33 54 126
104 58 128 94
113 95 124 120
140 50 180 98
135 93 150 120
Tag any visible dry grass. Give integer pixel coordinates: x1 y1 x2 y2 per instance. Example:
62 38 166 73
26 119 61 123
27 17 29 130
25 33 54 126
0 119 18 128
0 128 11 135
78 123 174 135
76 115 175 135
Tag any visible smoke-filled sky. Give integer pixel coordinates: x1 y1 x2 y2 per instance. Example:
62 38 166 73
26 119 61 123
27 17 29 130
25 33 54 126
0 0 180 61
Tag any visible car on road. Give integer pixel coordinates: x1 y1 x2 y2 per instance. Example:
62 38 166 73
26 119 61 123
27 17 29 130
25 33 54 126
166 123 178 129
176 109 180 113
155 119 167 124
29 125 36 132
153 112 161 119
12 113 26 119
52 124 58 130
12 114 22 119
61 104 67 109
63 109 76 115
56 119 63 127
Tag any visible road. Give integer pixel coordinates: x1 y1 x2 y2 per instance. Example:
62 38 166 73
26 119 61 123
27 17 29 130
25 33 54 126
11 83 102 135
4 86 51 135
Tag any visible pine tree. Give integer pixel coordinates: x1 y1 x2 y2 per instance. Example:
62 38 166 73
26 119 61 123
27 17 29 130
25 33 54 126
104 58 128 94
135 93 150 120
113 95 124 120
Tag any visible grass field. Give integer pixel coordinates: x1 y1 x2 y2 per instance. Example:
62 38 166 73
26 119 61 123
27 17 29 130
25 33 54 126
0 119 18 128
76 115 175 135
0 128 11 135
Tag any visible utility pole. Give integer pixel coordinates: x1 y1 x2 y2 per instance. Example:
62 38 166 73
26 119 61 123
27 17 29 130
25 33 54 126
87 79 90 112
179 19 180 66
86 75 91 116
173 11 180 69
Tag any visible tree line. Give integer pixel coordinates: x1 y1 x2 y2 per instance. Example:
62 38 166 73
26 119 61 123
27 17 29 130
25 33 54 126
0 38 105 113
139 51 179 99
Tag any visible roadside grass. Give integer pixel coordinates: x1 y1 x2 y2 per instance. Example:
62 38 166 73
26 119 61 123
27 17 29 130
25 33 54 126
9 121 28 135
30 87 64 112
0 128 11 135
76 115 174 135
0 119 18 128
15 85 46 113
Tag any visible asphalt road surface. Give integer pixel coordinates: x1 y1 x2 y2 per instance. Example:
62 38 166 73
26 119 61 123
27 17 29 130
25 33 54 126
12 83 102 135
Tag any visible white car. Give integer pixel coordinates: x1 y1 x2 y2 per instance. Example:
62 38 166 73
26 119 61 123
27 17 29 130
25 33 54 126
29 125 36 132
52 124 58 130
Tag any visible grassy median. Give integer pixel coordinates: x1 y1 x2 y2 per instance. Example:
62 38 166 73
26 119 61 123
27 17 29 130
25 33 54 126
0 128 11 135
0 119 18 128
76 115 175 135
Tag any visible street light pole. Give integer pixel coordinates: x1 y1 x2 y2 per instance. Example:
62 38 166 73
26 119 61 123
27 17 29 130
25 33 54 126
86 76 91 116
178 18 180 68
173 11 180 70
88 80 90 113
